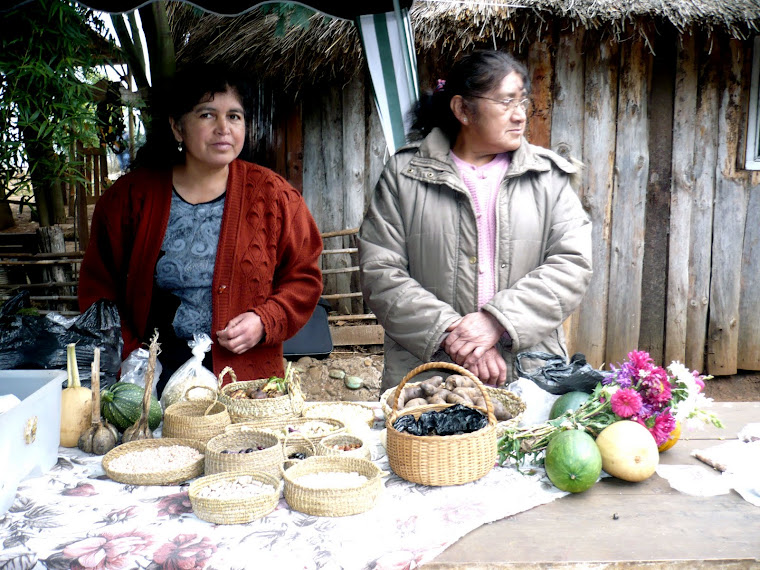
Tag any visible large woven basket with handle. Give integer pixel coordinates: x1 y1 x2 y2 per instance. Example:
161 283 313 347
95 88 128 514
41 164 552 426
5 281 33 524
216 365 304 423
385 361 498 486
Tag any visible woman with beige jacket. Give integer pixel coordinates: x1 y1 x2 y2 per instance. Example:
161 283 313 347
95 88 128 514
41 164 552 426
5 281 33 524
358 50 592 391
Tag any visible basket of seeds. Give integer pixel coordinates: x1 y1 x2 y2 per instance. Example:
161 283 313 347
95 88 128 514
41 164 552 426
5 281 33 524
283 455 387 516
302 402 376 435
205 429 284 478
102 438 205 486
225 416 345 446
316 433 371 461
189 471 282 524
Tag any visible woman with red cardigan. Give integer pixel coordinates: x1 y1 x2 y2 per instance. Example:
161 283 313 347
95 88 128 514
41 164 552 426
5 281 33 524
78 64 323 395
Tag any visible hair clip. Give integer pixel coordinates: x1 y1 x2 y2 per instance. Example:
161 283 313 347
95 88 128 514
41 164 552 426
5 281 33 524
434 79 446 93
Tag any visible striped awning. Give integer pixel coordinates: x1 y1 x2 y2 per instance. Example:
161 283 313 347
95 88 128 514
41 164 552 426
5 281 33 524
356 5 419 156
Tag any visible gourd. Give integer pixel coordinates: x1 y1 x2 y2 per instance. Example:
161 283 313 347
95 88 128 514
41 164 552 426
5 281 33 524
60 343 92 447
595 420 659 482
78 348 119 455
544 429 602 493
123 331 160 443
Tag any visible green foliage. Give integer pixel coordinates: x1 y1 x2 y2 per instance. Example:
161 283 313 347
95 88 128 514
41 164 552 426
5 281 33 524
0 0 119 224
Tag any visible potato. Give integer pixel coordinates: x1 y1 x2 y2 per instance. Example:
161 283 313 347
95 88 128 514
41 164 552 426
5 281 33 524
491 399 513 421
419 377 444 397
445 392 469 405
427 388 452 405
452 386 480 403
445 374 476 390
403 384 425 401
404 397 429 409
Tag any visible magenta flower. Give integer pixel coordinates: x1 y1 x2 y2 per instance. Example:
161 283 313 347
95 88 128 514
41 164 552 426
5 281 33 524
62 482 97 497
650 411 676 446
157 492 193 518
627 350 655 371
693 371 705 392
153 534 217 570
63 530 152 570
610 388 643 418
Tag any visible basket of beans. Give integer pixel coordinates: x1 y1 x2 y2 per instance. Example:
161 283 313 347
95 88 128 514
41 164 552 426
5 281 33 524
205 429 284 478
226 416 346 447
316 433 371 461
189 471 282 524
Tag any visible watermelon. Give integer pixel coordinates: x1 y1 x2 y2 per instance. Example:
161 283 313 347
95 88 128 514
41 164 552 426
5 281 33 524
101 382 163 432
549 391 591 420
544 429 602 493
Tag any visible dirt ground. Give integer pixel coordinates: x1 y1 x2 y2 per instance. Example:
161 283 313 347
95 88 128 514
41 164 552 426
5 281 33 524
4 206 760 403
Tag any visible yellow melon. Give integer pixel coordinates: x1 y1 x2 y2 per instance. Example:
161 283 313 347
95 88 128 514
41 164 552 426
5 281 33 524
595 420 659 482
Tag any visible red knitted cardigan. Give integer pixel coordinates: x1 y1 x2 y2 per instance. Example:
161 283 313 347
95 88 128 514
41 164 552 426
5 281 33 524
78 159 323 383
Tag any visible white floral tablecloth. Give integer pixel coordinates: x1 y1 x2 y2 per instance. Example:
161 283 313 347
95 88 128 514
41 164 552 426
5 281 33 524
0 428 567 570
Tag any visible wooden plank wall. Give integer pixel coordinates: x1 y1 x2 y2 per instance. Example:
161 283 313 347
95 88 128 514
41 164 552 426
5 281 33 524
254 25 760 374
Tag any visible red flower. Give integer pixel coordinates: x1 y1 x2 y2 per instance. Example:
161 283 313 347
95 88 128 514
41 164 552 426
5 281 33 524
62 482 97 497
153 534 216 570
157 492 193 517
650 411 676 446
610 388 642 418
63 530 152 570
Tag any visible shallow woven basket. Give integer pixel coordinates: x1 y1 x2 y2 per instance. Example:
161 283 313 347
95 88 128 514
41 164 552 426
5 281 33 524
205 429 284 478
283 434 317 470
316 433 371 461
385 362 497 486
216 366 305 423
102 438 205 486
225 416 345 446
162 389 231 445
283 455 386 516
189 470 282 525
380 377 525 434
302 402 376 434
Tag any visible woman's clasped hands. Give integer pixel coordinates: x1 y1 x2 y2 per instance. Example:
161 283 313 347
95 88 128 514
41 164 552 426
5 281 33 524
216 311 265 354
443 311 508 387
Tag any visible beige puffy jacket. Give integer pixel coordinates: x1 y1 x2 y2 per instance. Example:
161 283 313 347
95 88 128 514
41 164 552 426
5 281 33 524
358 128 593 390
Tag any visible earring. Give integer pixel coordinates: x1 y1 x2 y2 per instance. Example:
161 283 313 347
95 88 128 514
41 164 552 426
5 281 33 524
177 141 184 152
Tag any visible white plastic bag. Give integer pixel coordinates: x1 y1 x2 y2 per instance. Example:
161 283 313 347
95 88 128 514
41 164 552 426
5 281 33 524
159 333 217 410
120 347 162 399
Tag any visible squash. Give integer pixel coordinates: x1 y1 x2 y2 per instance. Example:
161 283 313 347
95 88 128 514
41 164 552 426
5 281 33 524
60 343 92 447
595 420 659 482
101 382 162 433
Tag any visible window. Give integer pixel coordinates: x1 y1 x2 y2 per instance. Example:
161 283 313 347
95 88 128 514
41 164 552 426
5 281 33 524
745 36 760 169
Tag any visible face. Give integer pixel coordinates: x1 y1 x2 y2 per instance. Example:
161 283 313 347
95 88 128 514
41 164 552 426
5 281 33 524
170 88 246 170
460 71 528 154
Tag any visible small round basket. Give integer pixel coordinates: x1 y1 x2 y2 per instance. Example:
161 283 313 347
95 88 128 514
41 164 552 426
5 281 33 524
316 433 371 461
162 389 231 445
283 435 317 470
217 366 304 423
385 362 497 487
189 470 282 525
205 430 284 478
225 416 345 446
283 455 386 516
302 402 375 434
102 438 205 486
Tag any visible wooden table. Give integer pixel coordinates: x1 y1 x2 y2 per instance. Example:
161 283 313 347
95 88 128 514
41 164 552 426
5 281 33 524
426 402 760 569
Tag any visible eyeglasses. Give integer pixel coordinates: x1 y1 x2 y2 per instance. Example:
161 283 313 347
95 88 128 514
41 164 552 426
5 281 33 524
469 95 531 114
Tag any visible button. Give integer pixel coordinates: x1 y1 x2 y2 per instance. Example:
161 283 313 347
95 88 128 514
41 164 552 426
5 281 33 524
469 256 477 264
217 285 227 294
426 172 433 178
500 263 507 269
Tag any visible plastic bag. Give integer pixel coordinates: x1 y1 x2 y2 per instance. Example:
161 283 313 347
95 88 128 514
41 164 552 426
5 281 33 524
392 404 488 436
514 351 607 395
159 333 217 410
119 347 162 399
0 291 122 388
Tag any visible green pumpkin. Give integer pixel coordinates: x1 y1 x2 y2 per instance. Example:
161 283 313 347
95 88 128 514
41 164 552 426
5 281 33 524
100 382 162 432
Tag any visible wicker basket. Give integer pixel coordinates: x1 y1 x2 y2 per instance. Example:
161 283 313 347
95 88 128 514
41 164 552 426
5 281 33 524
205 429 284 478
189 470 282 524
283 434 317 470
302 402 376 434
162 388 231 444
225 416 345 446
283 455 386 516
380 377 525 433
102 438 205 486
316 433 371 461
216 366 305 423
385 362 498 486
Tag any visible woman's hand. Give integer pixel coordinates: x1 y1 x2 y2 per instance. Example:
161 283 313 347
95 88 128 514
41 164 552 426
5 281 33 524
216 311 264 354
443 311 504 368
465 347 508 387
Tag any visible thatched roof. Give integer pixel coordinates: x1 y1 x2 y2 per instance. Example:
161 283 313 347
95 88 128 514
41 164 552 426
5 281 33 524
170 0 760 92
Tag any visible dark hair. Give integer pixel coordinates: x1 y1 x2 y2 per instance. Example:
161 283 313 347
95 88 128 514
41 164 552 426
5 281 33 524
132 63 254 170
408 50 531 142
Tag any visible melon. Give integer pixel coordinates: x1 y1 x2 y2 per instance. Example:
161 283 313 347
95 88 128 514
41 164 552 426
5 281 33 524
544 429 602 493
549 391 591 420
657 421 682 453
595 420 659 482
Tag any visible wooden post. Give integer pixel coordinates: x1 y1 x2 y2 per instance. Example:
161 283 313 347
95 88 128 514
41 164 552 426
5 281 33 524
36 226 71 312
76 142 90 252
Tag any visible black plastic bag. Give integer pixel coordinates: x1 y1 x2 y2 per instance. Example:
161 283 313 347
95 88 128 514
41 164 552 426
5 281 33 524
392 404 488 436
514 351 607 395
0 291 122 388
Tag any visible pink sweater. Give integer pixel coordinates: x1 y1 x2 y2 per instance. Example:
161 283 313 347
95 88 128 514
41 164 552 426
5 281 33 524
450 151 511 309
